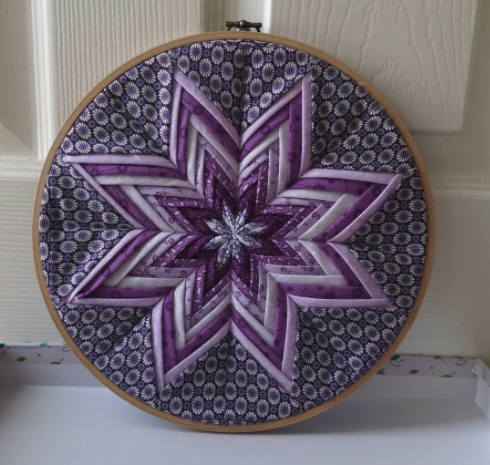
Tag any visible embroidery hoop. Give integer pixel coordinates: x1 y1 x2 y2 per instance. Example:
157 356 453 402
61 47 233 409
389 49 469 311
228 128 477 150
32 31 435 433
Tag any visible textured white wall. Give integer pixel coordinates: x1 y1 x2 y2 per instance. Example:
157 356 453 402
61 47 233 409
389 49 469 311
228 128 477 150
1 0 489 363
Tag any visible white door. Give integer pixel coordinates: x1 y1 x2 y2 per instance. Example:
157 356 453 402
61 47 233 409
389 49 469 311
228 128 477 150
1 0 488 361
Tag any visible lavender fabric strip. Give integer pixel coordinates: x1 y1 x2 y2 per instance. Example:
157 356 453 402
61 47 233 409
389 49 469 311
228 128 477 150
70 163 144 228
103 185 159 231
76 230 157 299
180 89 239 160
82 164 185 179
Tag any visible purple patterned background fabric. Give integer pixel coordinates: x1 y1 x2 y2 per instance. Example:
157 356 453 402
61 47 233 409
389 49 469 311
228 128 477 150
38 39 427 426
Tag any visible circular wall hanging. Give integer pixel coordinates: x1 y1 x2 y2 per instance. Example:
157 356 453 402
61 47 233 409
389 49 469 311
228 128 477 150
33 32 434 432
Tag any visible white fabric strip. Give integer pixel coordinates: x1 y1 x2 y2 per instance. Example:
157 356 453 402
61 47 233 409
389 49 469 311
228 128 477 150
238 151 268 185
298 193 358 240
173 280 187 351
188 114 238 173
65 229 143 302
174 69 240 145
74 296 162 307
240 77 303 145
330 243 389 301
119 185 172 231
169 81 182 167
290 296 390 308
136 196 187 234
70 163 144 228
117 276 185 288
185 294 230 341
281 297 298 378
330 174 404 243
232 293 274 348
300 168 399 185
185 122 198 187
269 273 346 287
195 143 206 196
133 233 187 272
277 188 343 202
151 300 165 391
231 323 292 393
63 155 176 168
93 175 192 187
164 321 230 386
264 274 278 333
103 231 170 286
300 73 312 176
301 240 344 276
238 127 280 174
197 133 238 185
276 122 289 196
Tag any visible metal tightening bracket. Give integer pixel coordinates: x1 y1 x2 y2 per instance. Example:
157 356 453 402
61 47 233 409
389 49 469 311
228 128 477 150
226 20 262 32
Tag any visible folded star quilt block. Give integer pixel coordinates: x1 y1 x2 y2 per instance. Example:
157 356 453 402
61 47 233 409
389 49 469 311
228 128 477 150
36 37 431 430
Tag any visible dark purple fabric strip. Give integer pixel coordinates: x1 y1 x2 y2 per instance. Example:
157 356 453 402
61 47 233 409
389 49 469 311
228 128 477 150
249 255 259 297
177 235 218 260
76 230 157 299
240 103 290 160
103 185 159 230
273 205 316 237
176 105 190 176
238 161 264 198
231 308 283 369
152 235 199 267
287 93 303 186
180 89 240 160
232 243 252 285
314 242 362 287
89 286 173 299
201 275 231 312
202 152 236 198
318 184 385 241
278 282 370 300
162 291 177 372
238 176 260 221
82 164 185 179
287 177 374 196
205 253 229 298
250 253 305 267
248 212 295 237
177 306 231 362
160 205 197 233
231 271 257 304
193 263 207 312
212 177 237 217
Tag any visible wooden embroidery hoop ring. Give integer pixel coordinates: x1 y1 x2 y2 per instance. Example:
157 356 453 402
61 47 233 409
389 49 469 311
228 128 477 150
32 31 435 433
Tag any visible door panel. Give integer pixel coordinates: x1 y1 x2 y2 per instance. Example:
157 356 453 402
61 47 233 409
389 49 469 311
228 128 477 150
1 0 489 362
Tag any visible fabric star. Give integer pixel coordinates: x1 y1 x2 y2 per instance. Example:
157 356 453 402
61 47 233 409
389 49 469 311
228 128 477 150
63 70 403 392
